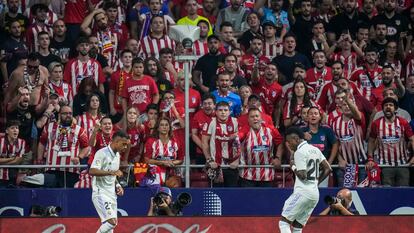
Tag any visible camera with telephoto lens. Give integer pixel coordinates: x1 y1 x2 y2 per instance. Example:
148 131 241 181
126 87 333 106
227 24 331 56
324 196 345 206
172 192 192 215
153 192 168 206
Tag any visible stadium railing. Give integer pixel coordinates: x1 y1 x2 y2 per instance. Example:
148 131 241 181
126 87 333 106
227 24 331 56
0 164 407 188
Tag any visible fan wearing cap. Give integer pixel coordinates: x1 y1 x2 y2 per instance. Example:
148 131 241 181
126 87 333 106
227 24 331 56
0 120 28 187
368 97 414 186
147 187 175 216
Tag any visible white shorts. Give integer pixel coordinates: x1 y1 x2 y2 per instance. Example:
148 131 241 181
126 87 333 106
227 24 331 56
281 192 318 226
92 194 117 222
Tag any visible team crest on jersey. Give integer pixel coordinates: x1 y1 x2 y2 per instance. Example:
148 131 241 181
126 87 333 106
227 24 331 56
395 126 400 130
25 112 32 119
192 97 196 103
348 122 353 128
395 20 400 25
169 147 175 152
272 91 276 97
202 123 208 131
227 125 233 132
262 135 267 141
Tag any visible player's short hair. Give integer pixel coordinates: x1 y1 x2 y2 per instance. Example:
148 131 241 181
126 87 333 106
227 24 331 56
382 97 398 110
220 21 233 31
202 93 216 103
248 107 261 115
132 57 144 66
285 126 305 139
100 116 112 123
113 130 130 140
6 120 20 129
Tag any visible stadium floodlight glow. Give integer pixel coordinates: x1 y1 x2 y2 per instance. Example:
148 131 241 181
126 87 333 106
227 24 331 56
168 25 200 49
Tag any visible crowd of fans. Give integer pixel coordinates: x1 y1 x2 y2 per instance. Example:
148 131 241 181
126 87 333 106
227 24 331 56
0 0 414 189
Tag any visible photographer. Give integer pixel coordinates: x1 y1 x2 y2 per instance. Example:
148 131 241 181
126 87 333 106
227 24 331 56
320 188 359 216
147 187 175 216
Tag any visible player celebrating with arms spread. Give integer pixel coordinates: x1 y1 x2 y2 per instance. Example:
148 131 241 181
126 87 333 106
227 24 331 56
279 127 331 233
89 130 130 233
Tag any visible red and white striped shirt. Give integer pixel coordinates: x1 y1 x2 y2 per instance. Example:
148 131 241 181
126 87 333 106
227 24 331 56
26 8 58 26
326 108 342 127
191 110 215 154
331 113 367 164
305 67 333 97
239 126 283 181
138 34 175 59
205 117 239 165
331 52 358 79
25 23 53 52
263 41 283 60
350 65 383 101
241 54 270 79
370 116 414 166
77 113 102 139
0 136 27 180
316 81 361 111
144 137 184 181
49 81 73 106
282 99 319 120
63 58 105 96
193 39 208 57
39 122 88 173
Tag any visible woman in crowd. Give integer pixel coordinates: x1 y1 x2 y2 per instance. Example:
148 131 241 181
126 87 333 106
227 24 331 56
73 78 108 117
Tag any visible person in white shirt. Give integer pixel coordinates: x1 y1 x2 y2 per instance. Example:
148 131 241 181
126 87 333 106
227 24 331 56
89 130 130 233
279 127 331 233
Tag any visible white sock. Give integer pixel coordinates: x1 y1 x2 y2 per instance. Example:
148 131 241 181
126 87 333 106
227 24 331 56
97 221 115 233
279 221 291 233
293 227 302 233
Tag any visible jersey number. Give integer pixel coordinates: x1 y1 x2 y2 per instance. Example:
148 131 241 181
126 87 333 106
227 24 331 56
104 202 111 210
307 159 320 181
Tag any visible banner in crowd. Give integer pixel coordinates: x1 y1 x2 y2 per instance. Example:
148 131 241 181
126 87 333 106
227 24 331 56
0 188 413 217
1 216 413 233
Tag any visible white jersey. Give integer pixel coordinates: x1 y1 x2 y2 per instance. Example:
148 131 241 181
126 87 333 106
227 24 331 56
293 141 326 200
91 146 120 198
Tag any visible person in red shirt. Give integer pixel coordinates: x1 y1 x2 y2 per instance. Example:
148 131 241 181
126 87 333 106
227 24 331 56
173 71 201 118
202 101 239 187
191 94 216 164
121 57 160 114
238 108 283 187
368 98 414 186
89 116 116 165
197 0 217 25
251 63 283 126
118 106 145 163
160 91 185 149
305 50 333 97
144 117 184 186
109 49 133 123
64 37 105 95
241 36 270 80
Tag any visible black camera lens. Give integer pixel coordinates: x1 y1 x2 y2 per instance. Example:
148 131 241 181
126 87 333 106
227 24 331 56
324 196 338 205
153 194 164 206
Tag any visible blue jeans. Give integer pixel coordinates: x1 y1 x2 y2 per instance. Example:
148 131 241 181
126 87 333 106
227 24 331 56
335 166 367 187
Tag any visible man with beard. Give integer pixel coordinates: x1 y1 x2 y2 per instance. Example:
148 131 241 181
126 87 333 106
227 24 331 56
373 87 411 122
50 20 72 64
370 22 388 57
192 94 216 164
317 61 361 111
25 4 53 52
1 19 28 81
350 46 383 101
192 20 209 57
215 0 249 38
64 37 105 96
302 20 330 61
272 34 311 85
88 35 112 77
326 0 369 43
211 72 242 117
0 120 27 187
177 0 213 36
144 56 173 96
251 63 283 126
0 0 29 40
5 53 49 106
372 0 409 41
368 98 414 186
193 35 225 94
125 38 140 58
241 36 270 80
81 8 119 70
361 0 377 20
37 104 89 187
370 65 404 110
306 50 333 97
109 50 133 123
262 21 283 60
291 0 314 55
218 54 247 93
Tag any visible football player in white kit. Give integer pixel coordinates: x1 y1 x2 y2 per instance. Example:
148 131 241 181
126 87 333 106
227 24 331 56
89 130 130 233
279 127 332 233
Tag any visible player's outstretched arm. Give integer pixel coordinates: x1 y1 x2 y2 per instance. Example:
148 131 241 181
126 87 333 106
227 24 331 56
318 160 332 184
